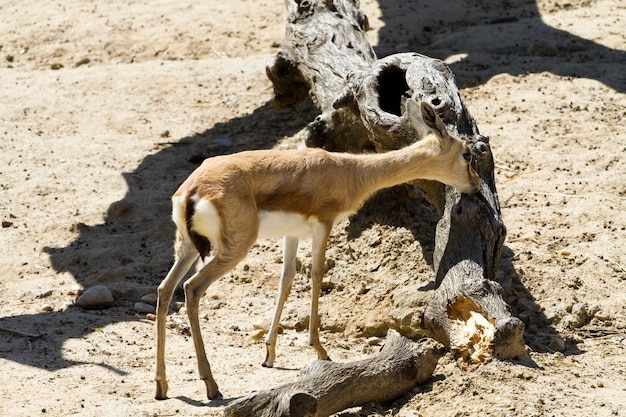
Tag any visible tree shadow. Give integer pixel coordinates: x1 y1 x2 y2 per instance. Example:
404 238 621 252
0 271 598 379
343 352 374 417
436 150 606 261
374 0 625 91
0 306 132 373
0 100 317 371
347 185 440 267
498 246 585 356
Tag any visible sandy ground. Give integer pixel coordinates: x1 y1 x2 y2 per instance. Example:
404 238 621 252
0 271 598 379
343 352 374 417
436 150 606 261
0 0 625 416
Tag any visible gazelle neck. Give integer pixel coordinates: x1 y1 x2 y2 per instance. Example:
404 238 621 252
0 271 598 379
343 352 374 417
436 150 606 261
356 138 441 196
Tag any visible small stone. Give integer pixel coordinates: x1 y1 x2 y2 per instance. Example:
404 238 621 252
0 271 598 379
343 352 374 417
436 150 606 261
145 313 156 321
1 220 13 228
107 201 136 217
594 310 612 321
74 57 90 67
141 293 158 306
251 328 266 339
366 337 383 346
170 301 184 313
253 318 283 334
548 337 566 352
41 305 54 312
134 302 156 314
50 63 64 70
68 285 83 296
567 303 591 328
36 289 53 299
76 285 114 310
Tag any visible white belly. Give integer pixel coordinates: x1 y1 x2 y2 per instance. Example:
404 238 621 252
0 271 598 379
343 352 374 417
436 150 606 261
257 211 314 239
258 210 353 239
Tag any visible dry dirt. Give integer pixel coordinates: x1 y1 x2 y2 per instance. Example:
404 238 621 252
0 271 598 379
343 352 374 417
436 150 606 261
1 0 625 416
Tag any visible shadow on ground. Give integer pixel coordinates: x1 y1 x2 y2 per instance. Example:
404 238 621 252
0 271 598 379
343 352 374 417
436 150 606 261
0 101 317 371
375 0 625 91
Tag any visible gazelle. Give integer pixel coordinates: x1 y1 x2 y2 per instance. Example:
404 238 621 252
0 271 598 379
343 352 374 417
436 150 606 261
154 99 481 400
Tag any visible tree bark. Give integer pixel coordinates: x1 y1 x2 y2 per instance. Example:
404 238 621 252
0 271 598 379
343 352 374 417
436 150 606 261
266 0 527 367
223 331 444 417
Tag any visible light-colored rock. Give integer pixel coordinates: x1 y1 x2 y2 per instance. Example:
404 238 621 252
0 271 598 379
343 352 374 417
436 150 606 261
251 329 266 339
134 301 156 314
141 293 158 305
76 285 114 310
365 336 383 346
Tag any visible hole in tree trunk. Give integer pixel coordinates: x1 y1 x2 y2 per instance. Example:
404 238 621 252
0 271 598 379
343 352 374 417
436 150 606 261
377 66 410 117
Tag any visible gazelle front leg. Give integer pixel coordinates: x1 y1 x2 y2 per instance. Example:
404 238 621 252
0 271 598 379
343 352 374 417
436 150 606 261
308 223 331 361
263 236 299 367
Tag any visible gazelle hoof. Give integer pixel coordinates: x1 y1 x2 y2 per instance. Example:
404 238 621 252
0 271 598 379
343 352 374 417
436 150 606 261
204 379 222 400
207 389 223 400
155 380 168 400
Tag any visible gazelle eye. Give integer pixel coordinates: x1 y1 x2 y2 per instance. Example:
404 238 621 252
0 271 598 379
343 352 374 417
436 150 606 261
463 152 471 162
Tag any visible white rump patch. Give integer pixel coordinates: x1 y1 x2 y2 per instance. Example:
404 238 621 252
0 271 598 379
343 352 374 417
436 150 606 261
189 196 222 247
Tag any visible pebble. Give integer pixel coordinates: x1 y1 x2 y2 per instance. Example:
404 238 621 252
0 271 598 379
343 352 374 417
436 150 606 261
548 337 565 352
134 302 156 314
67 285 83 296
141 293 158 305
76 285 114 310
106 201 136 218
170 301 184 313
251 328 266 339
366 337 383 346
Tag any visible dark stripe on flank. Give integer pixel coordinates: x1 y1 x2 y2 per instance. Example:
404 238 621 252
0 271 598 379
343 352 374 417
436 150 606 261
185 195 211 261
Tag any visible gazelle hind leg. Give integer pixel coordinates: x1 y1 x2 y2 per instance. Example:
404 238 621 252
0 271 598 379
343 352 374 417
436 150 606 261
308 223 331 360
155 238 199 400
183 246 253 399
263 236 299 368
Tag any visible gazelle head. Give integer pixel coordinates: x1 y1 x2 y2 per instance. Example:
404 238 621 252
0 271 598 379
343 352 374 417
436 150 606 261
406 99 481 194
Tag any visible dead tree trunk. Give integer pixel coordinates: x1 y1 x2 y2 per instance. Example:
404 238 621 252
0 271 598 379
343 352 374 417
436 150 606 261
266 0 527 364
224 331 444 417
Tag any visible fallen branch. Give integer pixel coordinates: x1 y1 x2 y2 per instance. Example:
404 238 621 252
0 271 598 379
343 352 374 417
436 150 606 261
224 330 444 417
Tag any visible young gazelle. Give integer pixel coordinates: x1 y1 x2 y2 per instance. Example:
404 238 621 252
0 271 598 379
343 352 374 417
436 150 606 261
154 99 481 400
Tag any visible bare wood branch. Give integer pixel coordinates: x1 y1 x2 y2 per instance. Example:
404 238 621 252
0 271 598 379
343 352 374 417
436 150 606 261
224 331 444 417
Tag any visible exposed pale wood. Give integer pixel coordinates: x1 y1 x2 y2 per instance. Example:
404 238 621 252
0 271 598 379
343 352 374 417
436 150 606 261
224 331 444 417
267 0 527 364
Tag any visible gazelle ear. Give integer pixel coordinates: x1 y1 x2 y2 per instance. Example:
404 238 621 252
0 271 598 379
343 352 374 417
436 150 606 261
406 98 430 139
419 101 449 140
